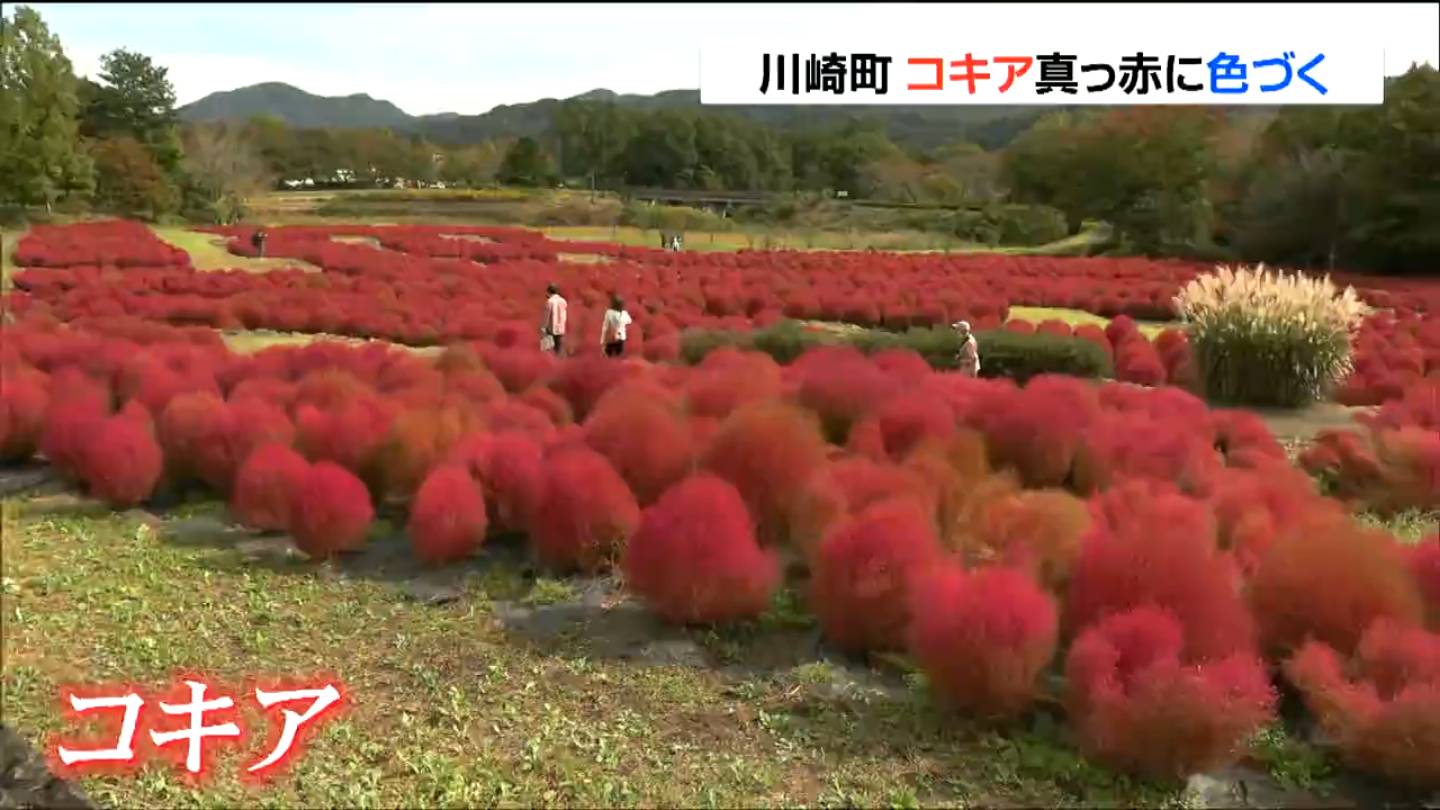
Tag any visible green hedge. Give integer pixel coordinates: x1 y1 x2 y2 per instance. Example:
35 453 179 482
972 330 1113 383
679 321 1113 383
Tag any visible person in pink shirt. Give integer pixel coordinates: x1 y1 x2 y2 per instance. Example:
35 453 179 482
542 283 568 356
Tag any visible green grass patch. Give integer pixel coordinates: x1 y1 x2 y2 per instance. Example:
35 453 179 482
221 330 441 356
1247 724 1337 795
1357 509 1439 544
151 226 318 273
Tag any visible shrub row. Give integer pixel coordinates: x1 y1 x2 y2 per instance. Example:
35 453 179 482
5 314 1439 788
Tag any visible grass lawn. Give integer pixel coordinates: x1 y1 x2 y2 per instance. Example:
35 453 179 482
1009 306 1175 339
221 330 440 356
540 224 1110 256
150 227 319 273
0 495 1204 809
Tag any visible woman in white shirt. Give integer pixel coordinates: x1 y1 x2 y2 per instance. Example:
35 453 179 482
601 294 633 357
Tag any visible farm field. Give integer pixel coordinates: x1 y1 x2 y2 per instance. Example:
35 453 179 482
248 188 1112 255
2 219 1438 807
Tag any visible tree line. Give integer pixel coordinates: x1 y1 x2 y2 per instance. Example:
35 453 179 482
1 7 513 223
3 4 1436 274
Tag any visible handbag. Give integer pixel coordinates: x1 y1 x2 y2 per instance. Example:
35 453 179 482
540 331 555 352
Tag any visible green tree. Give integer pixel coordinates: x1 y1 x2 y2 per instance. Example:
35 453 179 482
439 141 505 187
1003 108 1220 251
241 114 297 181
497 136 556 186
1227 146 1352 270
619 110 698 187
789 123 902 193
0 5 95 211
83 48 183 174
91 135 179 218
1342 66 1440 274
555 101 635 183
1224 65 1440 274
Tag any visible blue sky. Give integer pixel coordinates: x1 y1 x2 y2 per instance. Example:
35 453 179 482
22 3 1440 116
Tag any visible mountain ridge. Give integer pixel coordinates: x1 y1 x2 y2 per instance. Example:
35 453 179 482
178 81 1057 149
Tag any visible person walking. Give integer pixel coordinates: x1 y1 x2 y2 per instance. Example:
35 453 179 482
601 294 633 357
953 320 980 377
251 228 268 258
542 283 568 356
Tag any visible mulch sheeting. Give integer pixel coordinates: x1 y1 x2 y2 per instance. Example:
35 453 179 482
0 725 93 809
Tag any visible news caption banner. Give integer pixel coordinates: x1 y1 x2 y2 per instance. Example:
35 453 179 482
46 675 345 781
701 46 1385 105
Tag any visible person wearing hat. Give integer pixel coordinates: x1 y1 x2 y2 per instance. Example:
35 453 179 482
953 320 980 377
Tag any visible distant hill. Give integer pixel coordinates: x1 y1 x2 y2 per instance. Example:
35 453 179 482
179 82 1057 149
181 82 415 130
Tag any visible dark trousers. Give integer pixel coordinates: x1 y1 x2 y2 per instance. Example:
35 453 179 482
604 340 625 357
551 333 564 356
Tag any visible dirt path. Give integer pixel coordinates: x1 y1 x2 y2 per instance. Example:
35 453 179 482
1252 402 1371 443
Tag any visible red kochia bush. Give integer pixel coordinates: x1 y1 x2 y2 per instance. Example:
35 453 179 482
289 461 374 559
1206 465 1336 576
39 375 111 480
809 497 944 654
483 429 550 530
1066 481 1255 662
812 455 945 548
1410 536 1440 625
1065 606 1277 781
583 385 696 505
294 395 396 480
374 405 479 498
623 474 779 624
1210 408 1287 466
547 354 631 421
1113 337 1166 387
231 443 310 532
454 432 546 532
407 465 489 563
157 391 226 482
481 347 556 394
792 346 894 443
684 349 783 420
529 446 640 573
518 385 574 427
854 392 955 463
193 397 295 494
981 375 1100 488
0 368 49 462
870 347 933 384
79 411 163 508
906 564 1059 719
973 489 1091 590
1248 512 1424 657
1286 620 1440 790
41 402 108 483
481 397 558 442
702 402 829 546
